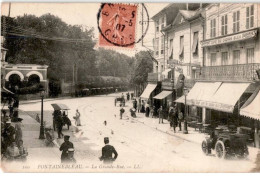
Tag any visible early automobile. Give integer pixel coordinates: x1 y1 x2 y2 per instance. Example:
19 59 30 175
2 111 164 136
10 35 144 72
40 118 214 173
201 128 249 159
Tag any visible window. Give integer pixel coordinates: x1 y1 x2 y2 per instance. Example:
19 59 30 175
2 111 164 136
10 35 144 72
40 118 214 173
155 20 159 32
221 15 228 36
246 5 254 29
221 52 229 65
161 36 164 54
192 32 199 56
233 11 240 33
247 48 254 63
179 36 184 59
169 39 173 59
233 50 240 64
210 53 217 66
210 19 216 38
161 17 165 29
155 38 159 56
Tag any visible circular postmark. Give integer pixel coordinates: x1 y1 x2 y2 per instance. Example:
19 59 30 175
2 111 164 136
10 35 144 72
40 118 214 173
97 3 149 48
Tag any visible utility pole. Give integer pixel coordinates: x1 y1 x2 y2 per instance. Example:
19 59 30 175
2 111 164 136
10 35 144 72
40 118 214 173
8 2 11 17
141 4 143 46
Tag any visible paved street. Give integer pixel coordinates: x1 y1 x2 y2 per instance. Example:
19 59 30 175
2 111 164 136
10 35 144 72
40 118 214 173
4 92 258 172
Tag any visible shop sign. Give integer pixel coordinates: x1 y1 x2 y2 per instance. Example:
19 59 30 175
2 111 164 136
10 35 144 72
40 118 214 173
201 30 257 47
162 81 174 90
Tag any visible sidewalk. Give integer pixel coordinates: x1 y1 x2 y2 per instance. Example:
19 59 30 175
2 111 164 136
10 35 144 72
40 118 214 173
2 109 99 172
124 99 259 159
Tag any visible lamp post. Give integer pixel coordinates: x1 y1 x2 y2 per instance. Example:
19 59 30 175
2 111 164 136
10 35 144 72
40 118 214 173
183 87 189 134
39 89 45 139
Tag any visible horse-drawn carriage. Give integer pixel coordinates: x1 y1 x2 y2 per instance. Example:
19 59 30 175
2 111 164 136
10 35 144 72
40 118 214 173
201 128 249 159
115 97 125 107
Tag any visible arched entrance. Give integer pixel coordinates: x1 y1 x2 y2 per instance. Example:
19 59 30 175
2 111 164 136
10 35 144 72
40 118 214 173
28 74 40 86
7 74 22 91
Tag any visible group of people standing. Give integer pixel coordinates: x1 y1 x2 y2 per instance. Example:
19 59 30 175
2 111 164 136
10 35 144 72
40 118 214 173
1 111 27 161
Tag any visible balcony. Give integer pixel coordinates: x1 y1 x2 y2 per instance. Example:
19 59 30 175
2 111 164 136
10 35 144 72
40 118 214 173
148 72 163 82
196 63 260 82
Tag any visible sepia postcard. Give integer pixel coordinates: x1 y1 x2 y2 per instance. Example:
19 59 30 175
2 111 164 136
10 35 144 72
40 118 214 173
1 1 260 173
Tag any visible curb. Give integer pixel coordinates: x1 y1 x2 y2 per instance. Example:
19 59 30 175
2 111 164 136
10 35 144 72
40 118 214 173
132 117 199 144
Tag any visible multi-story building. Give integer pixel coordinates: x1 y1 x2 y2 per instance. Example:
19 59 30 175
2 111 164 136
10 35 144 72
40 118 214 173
144 4 204 110
174 4 260 141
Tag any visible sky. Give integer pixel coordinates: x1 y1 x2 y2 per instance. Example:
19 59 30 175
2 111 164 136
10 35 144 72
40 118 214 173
1 2 168 56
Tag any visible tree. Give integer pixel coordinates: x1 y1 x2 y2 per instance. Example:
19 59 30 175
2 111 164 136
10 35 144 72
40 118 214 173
131 50 153 85
2 14 96 96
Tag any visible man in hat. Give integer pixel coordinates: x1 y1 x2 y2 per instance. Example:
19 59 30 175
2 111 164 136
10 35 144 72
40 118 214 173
59 135 74 163
99 137 118 164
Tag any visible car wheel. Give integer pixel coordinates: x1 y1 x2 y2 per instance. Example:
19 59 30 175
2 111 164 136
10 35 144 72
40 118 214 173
215 140 226 159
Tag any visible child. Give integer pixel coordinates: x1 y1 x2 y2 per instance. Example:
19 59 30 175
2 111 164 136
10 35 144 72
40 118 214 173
120 107 125 120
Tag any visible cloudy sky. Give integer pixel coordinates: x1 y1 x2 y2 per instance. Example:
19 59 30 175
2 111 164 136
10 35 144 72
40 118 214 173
1 2 168 56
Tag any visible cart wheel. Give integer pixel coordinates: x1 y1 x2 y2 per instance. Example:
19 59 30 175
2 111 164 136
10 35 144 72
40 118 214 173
215 140 226 159
202 140 211 155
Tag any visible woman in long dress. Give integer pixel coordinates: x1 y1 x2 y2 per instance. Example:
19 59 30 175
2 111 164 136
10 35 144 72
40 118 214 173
75 109 81 126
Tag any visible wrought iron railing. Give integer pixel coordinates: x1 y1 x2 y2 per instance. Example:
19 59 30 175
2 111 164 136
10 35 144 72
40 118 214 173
196 63 260 81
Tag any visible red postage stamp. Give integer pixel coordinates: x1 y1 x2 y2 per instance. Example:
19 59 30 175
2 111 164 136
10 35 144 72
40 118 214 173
98 3 138 48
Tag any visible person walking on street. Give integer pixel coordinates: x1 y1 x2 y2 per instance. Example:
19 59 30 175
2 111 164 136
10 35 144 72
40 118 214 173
99 137 118 164
74 109 81 126
158 106 163 124
120 107 125 119
127 92 130 101
141 100 145 113
137 99 141 113
168 106 174 129
56 111 64 139
178 110 183 131
150 106 155 118
145 103 150 117
133 99 137 110
59 135 74 163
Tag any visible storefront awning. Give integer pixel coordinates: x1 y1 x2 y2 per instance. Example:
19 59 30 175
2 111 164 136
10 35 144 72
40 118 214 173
175 96 185 103
174 82 222 106
140 84 157 99
240 86 260 120
153 91 172 100
205 83 250 113
162 69 171 76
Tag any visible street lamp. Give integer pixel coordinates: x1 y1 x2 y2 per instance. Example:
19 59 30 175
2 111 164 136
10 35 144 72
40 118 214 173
183 87 189 134
39 88 46 139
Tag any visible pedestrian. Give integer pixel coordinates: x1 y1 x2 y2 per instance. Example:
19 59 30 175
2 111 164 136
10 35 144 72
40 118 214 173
121 93 124 99
56 111 64 139
120 107 125 119
168 106 174 128
59 135 74 163
173 106 179 133
99 137 118 164
127 92 130 101
131 93 134 100
45 127 55 147
74 109 81 126
15 123 23 146
133 99 137 110
145 103 150 117
141 100 145 113
114 98 117 107
158 106 163 124
137 99 141 113
2 120 16 148
178 110 183 131
150 106 154 118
